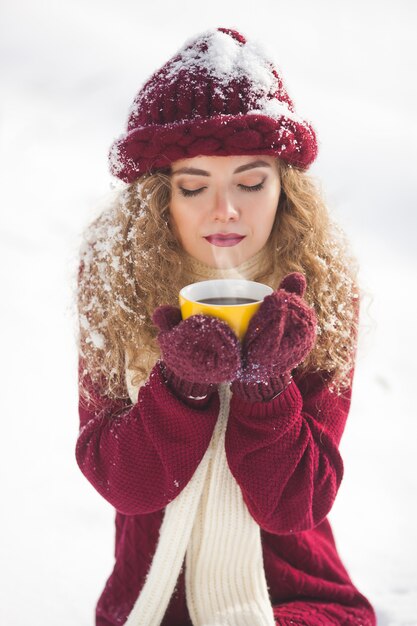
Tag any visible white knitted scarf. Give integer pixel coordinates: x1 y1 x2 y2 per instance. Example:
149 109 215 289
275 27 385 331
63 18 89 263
124 249 278 626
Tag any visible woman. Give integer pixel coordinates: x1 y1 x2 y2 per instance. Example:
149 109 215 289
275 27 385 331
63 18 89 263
76 27 376 625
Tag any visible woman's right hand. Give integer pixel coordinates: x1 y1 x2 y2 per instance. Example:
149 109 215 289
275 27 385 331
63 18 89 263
153 305 241 386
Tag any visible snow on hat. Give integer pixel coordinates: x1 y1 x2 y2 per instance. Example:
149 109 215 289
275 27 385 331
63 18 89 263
109 27 318 183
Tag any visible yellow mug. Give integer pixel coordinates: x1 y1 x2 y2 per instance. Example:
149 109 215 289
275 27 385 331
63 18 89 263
179 279 273 340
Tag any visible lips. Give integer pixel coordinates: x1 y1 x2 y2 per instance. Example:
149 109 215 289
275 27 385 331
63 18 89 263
204 233 246 247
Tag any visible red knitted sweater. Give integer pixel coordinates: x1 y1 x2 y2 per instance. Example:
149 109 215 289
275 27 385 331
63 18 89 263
76 361 376 626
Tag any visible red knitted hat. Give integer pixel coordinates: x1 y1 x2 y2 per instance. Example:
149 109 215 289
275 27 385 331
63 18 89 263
109 28 318 183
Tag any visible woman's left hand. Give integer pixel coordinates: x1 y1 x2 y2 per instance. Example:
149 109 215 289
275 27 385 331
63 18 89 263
231 272 317 402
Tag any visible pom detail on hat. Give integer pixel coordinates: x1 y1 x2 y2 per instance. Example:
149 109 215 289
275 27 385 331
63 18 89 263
109 28 318 182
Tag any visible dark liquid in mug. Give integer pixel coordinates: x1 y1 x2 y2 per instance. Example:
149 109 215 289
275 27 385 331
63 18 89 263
197 297 258 305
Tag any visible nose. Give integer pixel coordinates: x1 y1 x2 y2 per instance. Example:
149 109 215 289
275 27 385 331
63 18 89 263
211 191 239 222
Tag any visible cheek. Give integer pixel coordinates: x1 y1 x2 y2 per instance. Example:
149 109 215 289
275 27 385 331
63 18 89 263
169 204 188 244
170 204 201 242
168 205 181 236
267 182 281 207
264 187 280 226
247 195 279 234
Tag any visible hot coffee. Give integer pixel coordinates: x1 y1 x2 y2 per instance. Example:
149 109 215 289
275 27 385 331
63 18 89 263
179 279 273 339
197 297 258 306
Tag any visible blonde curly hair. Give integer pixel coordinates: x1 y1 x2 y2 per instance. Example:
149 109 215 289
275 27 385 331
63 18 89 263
77 159 360 401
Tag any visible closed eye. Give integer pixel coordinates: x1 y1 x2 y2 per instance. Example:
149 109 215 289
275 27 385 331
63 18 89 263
179 187 206 197
238 182 265 192
179 181 265 197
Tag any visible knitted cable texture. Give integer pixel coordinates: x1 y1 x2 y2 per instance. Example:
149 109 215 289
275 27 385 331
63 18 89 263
109 28 317 182
77 248 376 626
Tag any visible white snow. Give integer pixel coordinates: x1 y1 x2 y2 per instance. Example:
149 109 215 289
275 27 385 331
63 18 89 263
88 330 106 350
166 30 278 95
1 1 416 625
137 28 303 124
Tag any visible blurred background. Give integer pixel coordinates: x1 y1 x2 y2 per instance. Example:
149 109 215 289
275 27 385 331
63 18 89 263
1 1 416 624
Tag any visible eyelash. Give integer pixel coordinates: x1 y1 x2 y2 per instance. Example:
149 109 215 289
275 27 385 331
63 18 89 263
179 181 265 197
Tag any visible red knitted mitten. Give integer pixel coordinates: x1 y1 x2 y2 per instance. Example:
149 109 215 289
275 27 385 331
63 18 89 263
231 273 317 402
153 305 241 406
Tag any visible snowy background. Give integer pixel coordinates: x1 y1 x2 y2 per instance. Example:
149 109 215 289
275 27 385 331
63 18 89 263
1 0 416 624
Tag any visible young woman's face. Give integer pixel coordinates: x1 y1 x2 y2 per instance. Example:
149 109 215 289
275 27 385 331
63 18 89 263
169 155 281 268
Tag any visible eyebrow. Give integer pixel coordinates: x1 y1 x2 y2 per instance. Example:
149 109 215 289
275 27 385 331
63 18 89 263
171 159 272 177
